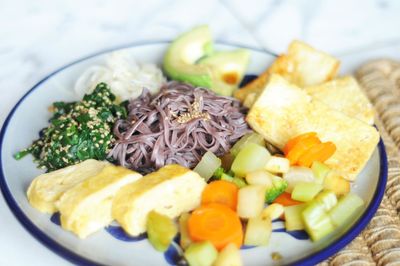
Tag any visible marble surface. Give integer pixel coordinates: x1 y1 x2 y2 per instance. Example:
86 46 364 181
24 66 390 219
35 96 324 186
1 0 400 265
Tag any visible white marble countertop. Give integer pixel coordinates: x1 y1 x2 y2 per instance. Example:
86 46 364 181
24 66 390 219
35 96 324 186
1 0 400 265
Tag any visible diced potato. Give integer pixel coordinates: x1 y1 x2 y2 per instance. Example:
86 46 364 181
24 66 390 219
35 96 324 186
245 170 274 187
261 203 284 220
184 241 218 266
237 185 266 218
179 212 192 249
244 217 272 246
291 182 323 202
265 156 290 174
283 166 315 193
323 171 350 196
284 204 306 231
214 243 243 266
231 143 271 177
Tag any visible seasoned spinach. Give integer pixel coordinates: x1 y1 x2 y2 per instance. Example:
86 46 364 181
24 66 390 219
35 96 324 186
15 83 126 171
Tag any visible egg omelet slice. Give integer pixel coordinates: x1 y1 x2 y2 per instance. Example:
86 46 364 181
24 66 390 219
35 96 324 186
247 74 379 181
112 164 206 236
27 159 111 214
56 165 142 238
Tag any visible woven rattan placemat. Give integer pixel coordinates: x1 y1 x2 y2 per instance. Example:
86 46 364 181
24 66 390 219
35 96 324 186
318 60 400 266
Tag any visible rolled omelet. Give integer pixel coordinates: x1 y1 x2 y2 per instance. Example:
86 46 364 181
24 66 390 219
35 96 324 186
112 164 206 236
27 159 111 213
247 74 379 181
56 165 142 238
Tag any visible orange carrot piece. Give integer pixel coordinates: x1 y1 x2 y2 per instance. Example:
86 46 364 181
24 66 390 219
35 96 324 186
286 136 321 165
188 203 243 250
283 132 317 155
273 192 302 206
297 142 336 167
201 180 239 211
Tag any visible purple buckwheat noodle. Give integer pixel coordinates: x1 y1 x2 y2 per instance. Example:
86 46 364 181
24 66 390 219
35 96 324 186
109 81 250 172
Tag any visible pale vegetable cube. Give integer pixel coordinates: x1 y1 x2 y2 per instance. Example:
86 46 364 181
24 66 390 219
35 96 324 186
261 203 284 220
244 217 272 246
302 202 335 241
283 166 315 193
265 156 290 174
237 185 266 218
193 151 221 181
245 170 274 187
323 171 350 196
214 243 243 266
184 241 218 266
230 133 265 157
314 191 337 211
284 204 306 231
146 211 178 252
179 213 192 249
311 161 331 184
291 182 323 202
231 143 271 177
329 193 364 227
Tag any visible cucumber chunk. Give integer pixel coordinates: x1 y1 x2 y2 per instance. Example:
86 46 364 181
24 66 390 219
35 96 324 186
329 193 364 227
311 161 331 184
230 133 265 157
291 182 323 202
302 202 335 241
284 204 306 231
146 211 178 252
231 143 271 177
184 241 218 266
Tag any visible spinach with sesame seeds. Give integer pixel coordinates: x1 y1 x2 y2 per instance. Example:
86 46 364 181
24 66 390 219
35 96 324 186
14 83 126 172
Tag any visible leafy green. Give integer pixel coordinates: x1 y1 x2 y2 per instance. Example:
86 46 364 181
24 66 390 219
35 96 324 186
14 83 126 171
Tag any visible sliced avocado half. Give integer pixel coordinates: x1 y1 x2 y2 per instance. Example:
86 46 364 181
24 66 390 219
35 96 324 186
198 49 250 96
163 25 214 88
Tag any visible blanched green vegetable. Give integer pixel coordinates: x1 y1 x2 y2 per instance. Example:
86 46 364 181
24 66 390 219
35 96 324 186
314 190 337 211
231 143 271 177
15 83 126 171
194 151 221 181
291 182 323 202
146 211 178 252
283 166 315 193
230 132 265 157
184 241 218 266
265 176 288 203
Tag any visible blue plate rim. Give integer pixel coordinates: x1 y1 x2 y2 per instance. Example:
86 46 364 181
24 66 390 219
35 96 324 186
0 40 387 266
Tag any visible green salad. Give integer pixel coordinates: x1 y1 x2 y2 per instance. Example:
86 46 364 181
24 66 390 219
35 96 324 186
15 83 126 171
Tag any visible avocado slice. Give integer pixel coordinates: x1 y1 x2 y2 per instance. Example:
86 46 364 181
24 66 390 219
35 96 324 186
163 25 214 88
198 49 250 96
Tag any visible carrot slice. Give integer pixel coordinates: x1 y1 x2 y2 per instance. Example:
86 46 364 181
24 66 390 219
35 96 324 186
297 142 336 167
286 136 321 165
283 132 317 155
188 203 243 250
273 192 302 206
201 180 239 211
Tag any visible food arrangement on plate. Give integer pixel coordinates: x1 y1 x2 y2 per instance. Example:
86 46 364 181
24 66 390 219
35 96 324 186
14 25 380 266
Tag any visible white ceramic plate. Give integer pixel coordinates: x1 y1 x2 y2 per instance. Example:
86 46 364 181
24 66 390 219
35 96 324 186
0 42 387 266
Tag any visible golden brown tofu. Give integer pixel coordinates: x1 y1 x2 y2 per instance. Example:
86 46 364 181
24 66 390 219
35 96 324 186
305 76 374 125
235 40 340 107
246 74 379 181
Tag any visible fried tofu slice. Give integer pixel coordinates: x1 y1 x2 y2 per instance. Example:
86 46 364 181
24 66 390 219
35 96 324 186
56 165 142 238
305 76 374 125
112 164 206 236
27 159 111 214
246 74 379 181
235 40 340 107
